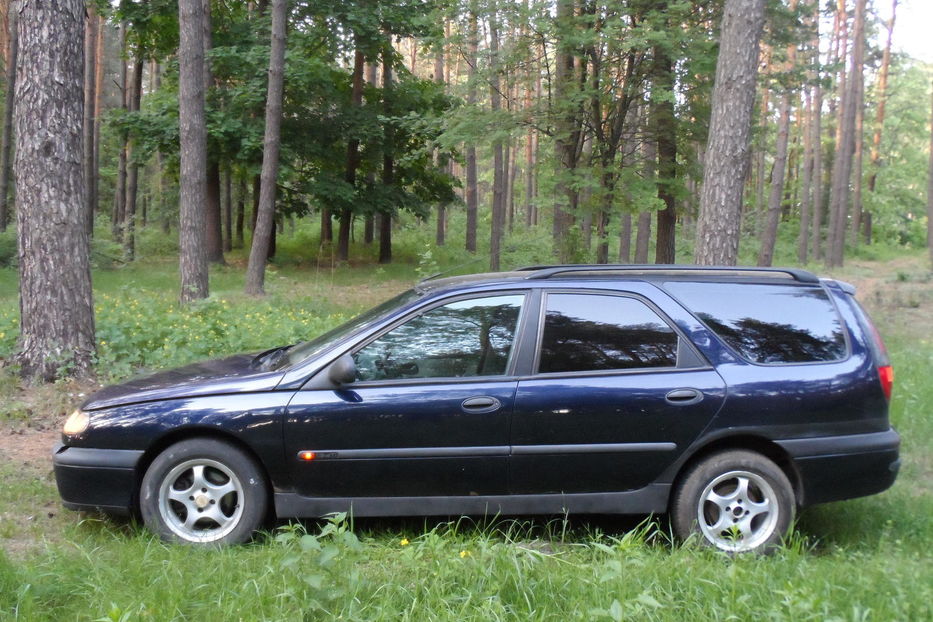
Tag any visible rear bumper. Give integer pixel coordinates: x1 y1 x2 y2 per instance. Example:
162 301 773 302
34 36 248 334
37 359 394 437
52 443 144 516
776 428 900 507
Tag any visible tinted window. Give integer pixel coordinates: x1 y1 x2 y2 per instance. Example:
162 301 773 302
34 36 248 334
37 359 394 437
354 295 524 381
538 294 678 373
664 282 846 364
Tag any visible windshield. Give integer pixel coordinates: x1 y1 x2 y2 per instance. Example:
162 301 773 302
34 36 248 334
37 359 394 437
274 289 422 370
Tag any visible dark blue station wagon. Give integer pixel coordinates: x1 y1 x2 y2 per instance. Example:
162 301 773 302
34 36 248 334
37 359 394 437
54 265 900 552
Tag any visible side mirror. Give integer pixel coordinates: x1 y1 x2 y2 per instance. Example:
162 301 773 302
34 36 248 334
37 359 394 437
327 354 357 386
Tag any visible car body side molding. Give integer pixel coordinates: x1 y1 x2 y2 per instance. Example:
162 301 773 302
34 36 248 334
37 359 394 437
274 483 671 518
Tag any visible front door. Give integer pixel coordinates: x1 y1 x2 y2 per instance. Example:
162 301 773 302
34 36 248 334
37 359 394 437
285 293 527 498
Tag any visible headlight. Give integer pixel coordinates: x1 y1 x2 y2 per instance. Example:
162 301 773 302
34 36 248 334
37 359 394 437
63 409 89 436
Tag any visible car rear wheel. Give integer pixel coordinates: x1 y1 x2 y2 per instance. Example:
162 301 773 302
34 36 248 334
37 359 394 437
671 450 794 554
140 438 268 545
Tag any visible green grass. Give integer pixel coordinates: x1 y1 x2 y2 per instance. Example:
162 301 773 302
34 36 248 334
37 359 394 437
0 231 931 620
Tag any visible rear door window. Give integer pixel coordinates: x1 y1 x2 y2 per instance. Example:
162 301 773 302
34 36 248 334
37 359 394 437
537 293 678 373
664 282 847 364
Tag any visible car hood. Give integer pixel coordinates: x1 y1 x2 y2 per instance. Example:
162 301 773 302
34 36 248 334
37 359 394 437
82 353 287 410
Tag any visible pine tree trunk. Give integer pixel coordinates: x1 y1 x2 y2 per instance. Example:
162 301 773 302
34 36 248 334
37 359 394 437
552 0 579 261
827 0 866 267
82 5 98 236
811 80 824 261
927 80 933 267
337 48 365 262
15 0 96 380
235 175 245 248
694 0 766 265
222 166 232 252
178 0 209 302
91 16 104 234
123 57 143 261
434 42 446 246
245 0 286 296
464 9 478 253
378 38 393 265
489 1 504 271
757 92 792 267
867 0 897 245
113 25 127 242
363 61 377 246
798 89 813 264
652 42 678 265
0 6 17 232
850 71 865 244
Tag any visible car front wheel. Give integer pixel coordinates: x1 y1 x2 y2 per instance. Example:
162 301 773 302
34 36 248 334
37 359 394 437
140 438 268 545
671 449 795 554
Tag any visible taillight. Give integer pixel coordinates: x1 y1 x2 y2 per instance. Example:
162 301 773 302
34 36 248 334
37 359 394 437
878 365 894 401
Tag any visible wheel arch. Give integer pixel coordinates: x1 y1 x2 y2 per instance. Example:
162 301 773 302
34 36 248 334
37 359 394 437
133 426 276 521
667 434 804 508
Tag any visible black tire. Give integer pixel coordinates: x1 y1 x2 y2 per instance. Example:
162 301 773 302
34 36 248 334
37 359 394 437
140 438 268 545
670 449 795 554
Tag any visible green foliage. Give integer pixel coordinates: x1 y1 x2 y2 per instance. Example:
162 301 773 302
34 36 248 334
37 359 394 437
0 230 15 268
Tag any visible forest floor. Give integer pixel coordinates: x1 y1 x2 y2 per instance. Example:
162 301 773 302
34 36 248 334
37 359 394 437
0 253 931 620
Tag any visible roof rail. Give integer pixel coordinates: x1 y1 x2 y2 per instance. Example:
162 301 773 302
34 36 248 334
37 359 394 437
514 264 821 284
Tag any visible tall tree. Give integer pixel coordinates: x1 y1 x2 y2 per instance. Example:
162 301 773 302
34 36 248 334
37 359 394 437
694 0 766 266
927 80 933 268
652 19 678 265
866 0 898 245
245 0 286 296
758 0 799 268
464 6 478 253
0 4 17 232
378 36 393 264
488 1 504 271
827 0 866 267
202 0 224 264
14 0 95 379
123 57 144 260
82 4 98 236
178 0 210 302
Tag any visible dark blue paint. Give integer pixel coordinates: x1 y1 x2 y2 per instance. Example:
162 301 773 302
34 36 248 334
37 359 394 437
54 269 900 521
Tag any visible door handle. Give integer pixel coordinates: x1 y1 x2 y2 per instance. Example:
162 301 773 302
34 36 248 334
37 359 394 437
461 396 501 413
665 389 702 405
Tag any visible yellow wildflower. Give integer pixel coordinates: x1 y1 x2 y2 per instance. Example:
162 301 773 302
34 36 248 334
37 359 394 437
400 538 410 546
459 550 471 558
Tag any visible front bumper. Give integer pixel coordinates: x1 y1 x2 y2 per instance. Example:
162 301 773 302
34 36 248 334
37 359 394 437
52 443 144 516
776 427 901 507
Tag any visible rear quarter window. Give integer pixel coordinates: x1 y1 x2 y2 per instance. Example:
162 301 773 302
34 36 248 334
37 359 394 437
663 282 847 364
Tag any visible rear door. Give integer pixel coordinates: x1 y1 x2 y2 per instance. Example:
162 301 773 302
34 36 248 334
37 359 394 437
510 289 726 494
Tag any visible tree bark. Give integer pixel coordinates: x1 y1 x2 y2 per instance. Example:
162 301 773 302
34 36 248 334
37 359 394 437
798 90 813 264
927 80 933 267
850 70 865 244
757 91 791 267
652 42 678 265
379 39 393 264
15 0 95 380
82 4 97 236
245 0 286 295
222 166 232 252
123 57 143 261
91 15 104 234
434 41 446 246
235 175 245 248
0 5 17 232
552 0 581 261
867 0 897 245
810 79 824 261
178 0 209 302
489 1 505 271
694 0 766 265
112 24 127 242
827 0 866 267
464 8 478 253
337 48 365 262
